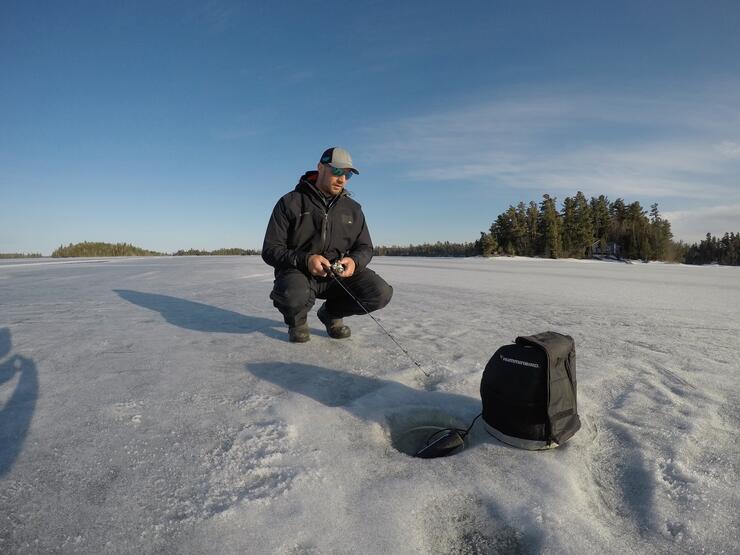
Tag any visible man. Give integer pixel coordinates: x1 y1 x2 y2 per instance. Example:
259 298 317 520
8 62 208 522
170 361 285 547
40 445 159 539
262 147 393 342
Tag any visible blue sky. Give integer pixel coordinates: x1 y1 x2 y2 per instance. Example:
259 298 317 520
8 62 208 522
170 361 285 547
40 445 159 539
2 0 739 255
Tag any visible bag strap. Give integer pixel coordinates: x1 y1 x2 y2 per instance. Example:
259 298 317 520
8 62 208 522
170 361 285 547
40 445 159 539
516 332 573 362
515 334 545 350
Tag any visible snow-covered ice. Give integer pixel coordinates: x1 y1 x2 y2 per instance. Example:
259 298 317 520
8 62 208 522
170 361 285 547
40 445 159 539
1 256 738 553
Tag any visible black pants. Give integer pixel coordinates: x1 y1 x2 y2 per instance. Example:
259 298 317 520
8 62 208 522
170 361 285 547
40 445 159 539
269 268 393 327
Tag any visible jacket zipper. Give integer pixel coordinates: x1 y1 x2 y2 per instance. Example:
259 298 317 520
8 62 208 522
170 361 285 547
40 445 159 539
303 179 340 255
321 211 328 252
321 195 341 253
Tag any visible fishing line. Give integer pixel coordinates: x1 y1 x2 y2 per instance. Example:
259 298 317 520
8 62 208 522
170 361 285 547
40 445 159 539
329 265 486 458
328 269 430 377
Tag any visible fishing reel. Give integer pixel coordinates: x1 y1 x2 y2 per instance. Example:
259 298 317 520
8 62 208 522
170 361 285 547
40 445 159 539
330 260 346 276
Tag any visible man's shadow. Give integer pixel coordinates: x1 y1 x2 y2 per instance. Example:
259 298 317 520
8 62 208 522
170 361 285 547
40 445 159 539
113 289 287 340
0 328 39 477
246 361 482 452
246 362 548 550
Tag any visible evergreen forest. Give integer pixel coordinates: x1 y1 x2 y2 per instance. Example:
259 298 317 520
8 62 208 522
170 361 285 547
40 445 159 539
374 242 477 257
173 248 260 256
52 242 165 257
9 195 739 266
375 193 737 266
684 233 740 266
0 253 42 259
476 193 680 261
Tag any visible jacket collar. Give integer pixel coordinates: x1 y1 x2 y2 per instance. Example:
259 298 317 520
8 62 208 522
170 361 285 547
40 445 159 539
295 171 349 203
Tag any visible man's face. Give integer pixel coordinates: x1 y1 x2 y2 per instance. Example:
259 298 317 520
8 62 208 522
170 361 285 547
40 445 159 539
315 163 350 196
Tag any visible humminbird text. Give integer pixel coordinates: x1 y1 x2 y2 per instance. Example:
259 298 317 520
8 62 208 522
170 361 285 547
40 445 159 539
501 355 540 368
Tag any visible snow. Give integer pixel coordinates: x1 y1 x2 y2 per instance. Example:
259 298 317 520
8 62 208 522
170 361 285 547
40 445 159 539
1 255 738 553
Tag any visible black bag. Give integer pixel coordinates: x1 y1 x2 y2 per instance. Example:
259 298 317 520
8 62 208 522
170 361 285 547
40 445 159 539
480 331 580 449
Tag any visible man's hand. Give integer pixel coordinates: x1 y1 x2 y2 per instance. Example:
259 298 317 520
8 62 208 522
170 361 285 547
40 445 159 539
335 257 356 278
307 254 332 277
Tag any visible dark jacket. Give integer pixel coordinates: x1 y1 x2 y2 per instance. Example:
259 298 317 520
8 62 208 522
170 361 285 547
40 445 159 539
262 171 374 274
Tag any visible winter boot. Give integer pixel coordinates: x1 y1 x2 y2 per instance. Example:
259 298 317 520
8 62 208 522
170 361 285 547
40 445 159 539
288 323 310 343
317 303 351 339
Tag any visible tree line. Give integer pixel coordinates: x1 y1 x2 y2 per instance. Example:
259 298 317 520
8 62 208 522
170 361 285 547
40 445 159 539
375 194 737 266
173 248 260 256
12 209 740 266
52 242 165 257
374 242 477 257
475 193 683 261
684 233 740 266
48 242 259 257
0 253 42 259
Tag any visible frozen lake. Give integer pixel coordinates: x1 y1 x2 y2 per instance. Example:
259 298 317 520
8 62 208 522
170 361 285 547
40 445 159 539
1 256 738 553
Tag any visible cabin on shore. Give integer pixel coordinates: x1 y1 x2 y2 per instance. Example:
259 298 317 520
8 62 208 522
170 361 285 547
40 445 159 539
590 240 621 259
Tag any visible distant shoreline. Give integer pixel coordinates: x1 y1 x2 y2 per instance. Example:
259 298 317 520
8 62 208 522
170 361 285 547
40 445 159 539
2 254 735 269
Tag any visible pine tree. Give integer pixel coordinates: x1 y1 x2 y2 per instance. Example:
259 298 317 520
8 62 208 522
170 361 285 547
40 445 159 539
624 201 651 260
491 207 518 255
573 191 594 258
538 194 561 258
590 195 610 251
513 202 529 255
648 203 673 260
526 201 540 257
560 196 578 257
476 232 498 256
608 198 628 256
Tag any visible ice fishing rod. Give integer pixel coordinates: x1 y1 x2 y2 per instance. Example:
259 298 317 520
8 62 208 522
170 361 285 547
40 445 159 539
329 261 490 459
328 261 430 377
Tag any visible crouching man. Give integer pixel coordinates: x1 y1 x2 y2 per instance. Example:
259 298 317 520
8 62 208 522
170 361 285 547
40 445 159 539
262 147 393 342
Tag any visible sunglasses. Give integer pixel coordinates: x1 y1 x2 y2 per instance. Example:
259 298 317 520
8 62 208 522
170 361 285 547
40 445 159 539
326 165 353 179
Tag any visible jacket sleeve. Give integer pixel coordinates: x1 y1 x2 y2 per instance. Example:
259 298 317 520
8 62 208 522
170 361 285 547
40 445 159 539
348 213 374 272
262 198 310 272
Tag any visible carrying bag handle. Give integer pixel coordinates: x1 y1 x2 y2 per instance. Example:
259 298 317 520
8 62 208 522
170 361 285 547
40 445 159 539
515 335 544 350
516 332 574 362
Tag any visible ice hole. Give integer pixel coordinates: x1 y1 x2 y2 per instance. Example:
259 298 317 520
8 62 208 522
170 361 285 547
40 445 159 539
385 408 467 457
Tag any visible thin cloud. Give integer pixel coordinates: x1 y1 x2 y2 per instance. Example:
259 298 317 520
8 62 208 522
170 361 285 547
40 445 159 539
361 87 740 204
716 141 740 159
186 0 245 34
663 205 740 243
212 110 272 141
286 70 314 84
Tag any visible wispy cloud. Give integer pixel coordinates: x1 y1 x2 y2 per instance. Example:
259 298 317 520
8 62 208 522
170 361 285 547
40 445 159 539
187 0 245 34
286 70 314 84
361 87 740 207
716 141 740 159
212 109 271 141
663 204 740 243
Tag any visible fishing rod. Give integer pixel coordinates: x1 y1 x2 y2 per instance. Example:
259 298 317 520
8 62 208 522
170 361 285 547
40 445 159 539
330 260 486 459
328 261 430 377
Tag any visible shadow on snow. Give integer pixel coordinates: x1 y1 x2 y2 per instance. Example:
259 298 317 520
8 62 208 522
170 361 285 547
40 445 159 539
245 360 481 444
0 327 39 477
246 361 546 552
113 289 287 340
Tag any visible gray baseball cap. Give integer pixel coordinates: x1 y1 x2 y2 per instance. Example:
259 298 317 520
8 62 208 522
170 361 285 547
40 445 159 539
319 147 359 174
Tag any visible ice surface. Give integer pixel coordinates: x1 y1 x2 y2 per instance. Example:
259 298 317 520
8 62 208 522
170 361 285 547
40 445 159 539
0 256 738 553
